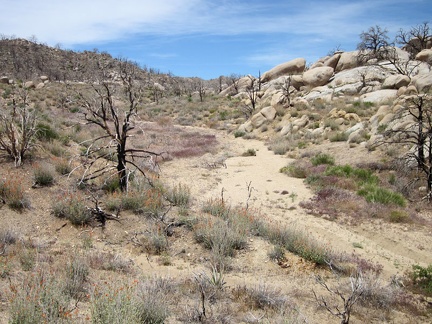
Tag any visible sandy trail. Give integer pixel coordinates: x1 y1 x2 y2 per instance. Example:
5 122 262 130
162 131 432 280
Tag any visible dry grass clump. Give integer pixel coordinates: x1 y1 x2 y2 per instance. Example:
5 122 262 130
53 157 72 175
64 256 89 300
52 192 93 226
87 251 132 273
268 136 292 155
194 216 248 258
0 176 30 211
133 223 170 255
32 162 55 186
104 187 165 218
166 182 191 208
9 268 75 323
201 198 333 266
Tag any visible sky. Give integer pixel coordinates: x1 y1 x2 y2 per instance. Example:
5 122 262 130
1 0 431 79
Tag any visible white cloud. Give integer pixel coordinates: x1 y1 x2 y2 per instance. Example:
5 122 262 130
0 0 399 46
0 0 201 44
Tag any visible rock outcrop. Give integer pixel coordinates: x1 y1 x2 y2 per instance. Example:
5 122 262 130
261 58 306 82
303 66 334 88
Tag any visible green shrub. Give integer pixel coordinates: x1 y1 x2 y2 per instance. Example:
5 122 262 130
234 130 245 138
324 119 340 131
264 226 329 265
325 165 378 185
18 247 36 271
64 257 89 300
329 132 348 142
311 153 335 166
90 280 139 323
9 269 72 323
242 148 256 156
202 198 231 219
167 183 191 207
120 189 164 217
52 193 93 225
388 210 409 223
410 264 432 295
358 184 406 207
102 177 121 193
194 217 248 258
36 122 59 141
280 164 308 178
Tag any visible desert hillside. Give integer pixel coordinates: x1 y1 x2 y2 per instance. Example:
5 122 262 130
1 28 432 323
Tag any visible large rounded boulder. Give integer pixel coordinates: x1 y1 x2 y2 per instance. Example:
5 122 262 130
261 58 306 82
302 66 334 87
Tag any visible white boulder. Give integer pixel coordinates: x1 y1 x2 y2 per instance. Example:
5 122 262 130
261 58 306 82
303 66 334 87
382 74 410 89
360 89 398 104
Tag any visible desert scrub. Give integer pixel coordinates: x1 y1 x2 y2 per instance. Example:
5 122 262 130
202 198 231 219
90 278 170 323
311 153 335 166
234 130 245 138
54 157 72 175
409 264 432 296
325 164 378 185
166 183 191 207
268 136 291 155
90 280 140 323
388 210 409 223
64 256 89 300
135 277 172 323
52 193 93 225
358 184 406 207
264 225 330 265
87 251 132 273
9 269 74 323
280 160 312 179
329 131 348 142
35 122 59 141
32 163 55 186
194 216 248 258
242 148 256 156
101 177 121 193
120 189 164 217
0 176 30 211
18 245 37 271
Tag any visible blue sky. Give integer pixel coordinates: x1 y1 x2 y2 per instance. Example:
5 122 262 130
1 0 431 79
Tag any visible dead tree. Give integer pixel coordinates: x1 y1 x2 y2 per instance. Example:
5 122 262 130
0 86 37 166
313 274 365 324
280 75 295 107
242 75 260 118
195 80 206 102
357 25 390 63
396 22 431 58
75 59 161 192
379 94 432 199
228 73 242 95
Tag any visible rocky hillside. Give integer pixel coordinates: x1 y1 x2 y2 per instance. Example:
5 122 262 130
222 45 432 154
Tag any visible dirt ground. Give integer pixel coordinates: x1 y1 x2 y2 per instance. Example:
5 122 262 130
1 126 432 323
